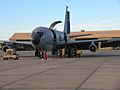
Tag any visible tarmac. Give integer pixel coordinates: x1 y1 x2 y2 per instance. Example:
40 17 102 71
0 50 120 90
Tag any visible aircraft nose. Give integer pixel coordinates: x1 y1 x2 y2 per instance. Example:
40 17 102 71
32 31 44 46
32 33 41 45
32 39 40 45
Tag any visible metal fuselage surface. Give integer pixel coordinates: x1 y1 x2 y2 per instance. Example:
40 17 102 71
31 27 64 51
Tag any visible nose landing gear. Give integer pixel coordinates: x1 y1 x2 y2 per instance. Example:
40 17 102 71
35 50 41 57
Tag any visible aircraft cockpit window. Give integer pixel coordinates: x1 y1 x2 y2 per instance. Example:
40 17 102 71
37 32 43 37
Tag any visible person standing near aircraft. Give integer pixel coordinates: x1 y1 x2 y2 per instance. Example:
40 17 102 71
44 49 47 60
41 50 44 60
41 49 47 61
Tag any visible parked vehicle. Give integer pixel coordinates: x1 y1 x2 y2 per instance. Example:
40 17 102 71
3 49 19 60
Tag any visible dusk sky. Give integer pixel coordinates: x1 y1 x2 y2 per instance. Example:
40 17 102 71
0 0 120 40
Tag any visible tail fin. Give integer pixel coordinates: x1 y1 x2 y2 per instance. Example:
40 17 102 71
64 6 70 34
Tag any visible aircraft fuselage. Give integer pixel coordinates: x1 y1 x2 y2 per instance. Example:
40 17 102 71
31 27 65 51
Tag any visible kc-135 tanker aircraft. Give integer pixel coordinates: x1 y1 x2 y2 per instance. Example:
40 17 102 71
1 6 120 58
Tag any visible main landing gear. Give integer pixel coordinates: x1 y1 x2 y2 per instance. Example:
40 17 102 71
66 46 82 58
59 46 82 58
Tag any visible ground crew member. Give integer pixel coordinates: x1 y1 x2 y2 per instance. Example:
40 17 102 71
44 49 47 60
41 50 44 60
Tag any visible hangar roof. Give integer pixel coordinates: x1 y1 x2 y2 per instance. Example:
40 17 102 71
71 30 120 39
9 30 120 41
9 33 31 41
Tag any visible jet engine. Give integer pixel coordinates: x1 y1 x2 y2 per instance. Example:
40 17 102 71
2 43 16 52
2 46 11 52
89 42 97 53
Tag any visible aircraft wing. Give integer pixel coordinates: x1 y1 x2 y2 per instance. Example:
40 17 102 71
56 38 120 50
0 40 34 51
70 34 92 38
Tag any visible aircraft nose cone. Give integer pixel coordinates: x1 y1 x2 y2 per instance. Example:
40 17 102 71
32 39 40 46
31 31 44 46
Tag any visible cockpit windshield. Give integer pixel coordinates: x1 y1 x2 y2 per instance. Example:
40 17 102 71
31 31 43 37
37 32 43 37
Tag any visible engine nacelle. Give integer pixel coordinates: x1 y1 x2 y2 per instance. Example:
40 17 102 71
89 44 97 53
2 46 11 52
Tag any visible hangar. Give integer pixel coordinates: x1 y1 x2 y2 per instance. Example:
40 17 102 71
9 30 120 41
71 30 120 40
9 33 31 41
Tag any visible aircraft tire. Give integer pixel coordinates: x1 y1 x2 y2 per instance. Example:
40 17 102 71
59 49 62 57
67 47 74 58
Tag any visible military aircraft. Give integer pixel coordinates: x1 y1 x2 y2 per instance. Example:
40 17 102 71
1 6 120 58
